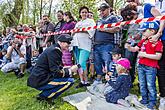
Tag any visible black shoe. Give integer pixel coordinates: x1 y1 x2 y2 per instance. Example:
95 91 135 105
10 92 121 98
84 83 90 87
14 69 20 76
36 95 55 105
17 72 24 78
75 82 85 88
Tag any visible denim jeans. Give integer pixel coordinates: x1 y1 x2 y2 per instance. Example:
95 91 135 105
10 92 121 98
125 49 138 83
94 43 114 75
138 64 157 104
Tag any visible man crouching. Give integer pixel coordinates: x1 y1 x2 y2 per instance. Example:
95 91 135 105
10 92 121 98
27 34 78 104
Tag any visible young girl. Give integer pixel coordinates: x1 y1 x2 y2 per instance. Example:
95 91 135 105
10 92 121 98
105 58 132 104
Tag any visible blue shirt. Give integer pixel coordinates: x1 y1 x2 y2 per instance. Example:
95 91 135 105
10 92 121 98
144 3 165 40
94 14 118 44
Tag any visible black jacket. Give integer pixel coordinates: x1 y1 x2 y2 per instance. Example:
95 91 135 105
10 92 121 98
27 44 70 88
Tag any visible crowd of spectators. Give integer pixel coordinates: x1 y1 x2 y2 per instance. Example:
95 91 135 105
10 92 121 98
0 0 165 109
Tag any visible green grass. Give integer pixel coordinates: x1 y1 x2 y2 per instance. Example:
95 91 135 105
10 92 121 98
1 71 152 110
0 72 86 110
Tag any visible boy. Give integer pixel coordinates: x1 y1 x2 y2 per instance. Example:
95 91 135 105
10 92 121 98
104 47 122 95
87 47 122 97
125 21 163 109
29 49 40 73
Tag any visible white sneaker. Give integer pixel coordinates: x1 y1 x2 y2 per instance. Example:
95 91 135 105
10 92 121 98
159 97 165 110
125 95 147 109
160 97 165 103
117 99 131 107
91 80 102 87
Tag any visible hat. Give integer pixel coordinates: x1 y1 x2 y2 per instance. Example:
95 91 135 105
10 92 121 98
109 47 122 55
98 3 110 10
58 34 72 44
117 58 131 69
139 21 159 30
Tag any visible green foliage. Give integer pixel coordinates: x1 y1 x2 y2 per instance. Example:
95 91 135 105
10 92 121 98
62 0 99 21
113 0 124 12
2 14 19 27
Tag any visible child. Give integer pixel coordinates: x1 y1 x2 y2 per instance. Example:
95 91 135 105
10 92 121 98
0 49 9 68
62 49 73 67
105 58 132 104
104 47 122 95
27 49 39 73
125 21 163 109
31 49 39 66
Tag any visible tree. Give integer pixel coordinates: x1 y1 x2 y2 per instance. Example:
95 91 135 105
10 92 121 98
62 0 99 21
48 0 53 17
2 0 23 27
105 0 114 8
40 0 43 19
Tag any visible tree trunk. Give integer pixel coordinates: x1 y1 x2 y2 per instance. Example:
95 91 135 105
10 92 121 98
22 0 25 24
26 0 29 23
33 0 37 25
105 0 114 8
48 0 53 17
40 0 43 19
2 0 23 27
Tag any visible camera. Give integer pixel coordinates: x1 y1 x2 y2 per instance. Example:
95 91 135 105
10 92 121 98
16 43 22 47
77 64 81 68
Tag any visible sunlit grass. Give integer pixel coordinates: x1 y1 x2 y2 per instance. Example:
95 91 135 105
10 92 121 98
0 71 159 110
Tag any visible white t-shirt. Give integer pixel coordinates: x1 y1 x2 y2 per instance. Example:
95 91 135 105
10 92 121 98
155 0 165 14
72 18 96 52
7 46 26 63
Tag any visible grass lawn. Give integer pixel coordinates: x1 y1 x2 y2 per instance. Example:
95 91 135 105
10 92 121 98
0 71 145 110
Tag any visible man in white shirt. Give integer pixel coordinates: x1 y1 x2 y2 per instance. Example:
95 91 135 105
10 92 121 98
1 38 26 78
155 0 165 14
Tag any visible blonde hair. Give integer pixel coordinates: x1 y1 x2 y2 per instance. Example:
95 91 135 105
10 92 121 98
117 64 128 74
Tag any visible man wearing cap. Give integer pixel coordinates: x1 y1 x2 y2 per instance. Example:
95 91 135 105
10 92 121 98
27 34 78 104
93 3 120 85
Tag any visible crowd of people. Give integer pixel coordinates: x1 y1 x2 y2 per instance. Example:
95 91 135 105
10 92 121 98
0 0 165 109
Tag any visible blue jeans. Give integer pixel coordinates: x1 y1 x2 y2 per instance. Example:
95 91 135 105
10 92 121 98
125 49 138 83
138 64 157 104
37 78 74 99
94 43 114 75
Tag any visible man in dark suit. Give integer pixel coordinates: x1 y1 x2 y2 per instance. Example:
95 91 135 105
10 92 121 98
27 34 78 104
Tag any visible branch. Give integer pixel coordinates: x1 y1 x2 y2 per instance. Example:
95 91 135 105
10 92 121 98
7 0 12 11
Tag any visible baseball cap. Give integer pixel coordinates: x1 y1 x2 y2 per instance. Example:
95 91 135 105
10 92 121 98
109 47 122 55
98 3 110 10
58 34 72 44
117 58 131 69
139 21 159 30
